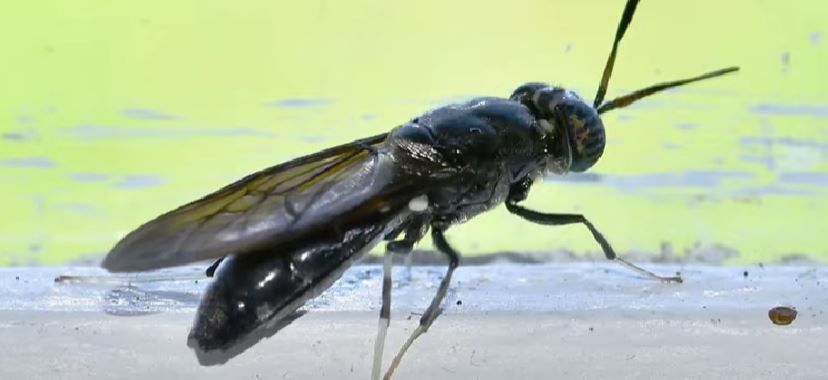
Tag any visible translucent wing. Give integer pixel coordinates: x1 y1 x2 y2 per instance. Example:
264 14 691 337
102 133 409 272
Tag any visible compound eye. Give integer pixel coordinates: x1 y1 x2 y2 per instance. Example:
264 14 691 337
565 107 606 172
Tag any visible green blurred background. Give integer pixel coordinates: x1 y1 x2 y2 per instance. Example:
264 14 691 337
1 0 826 266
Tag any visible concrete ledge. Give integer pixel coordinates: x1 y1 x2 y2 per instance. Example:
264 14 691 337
1 263 825 379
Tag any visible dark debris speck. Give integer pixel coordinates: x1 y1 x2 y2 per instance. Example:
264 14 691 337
456 300 462 306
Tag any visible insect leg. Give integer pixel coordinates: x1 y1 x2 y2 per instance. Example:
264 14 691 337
371 248 394 380
384 227 459 380
386 214 430 282
385 214 430 255
205 257 225 278
373 215 430 380
505 201 682 283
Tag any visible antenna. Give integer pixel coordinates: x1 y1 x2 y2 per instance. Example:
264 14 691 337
592 0 739 113
593 0 640 108
597 67 739 114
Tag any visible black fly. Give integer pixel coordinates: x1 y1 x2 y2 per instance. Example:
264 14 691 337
100 0 738 378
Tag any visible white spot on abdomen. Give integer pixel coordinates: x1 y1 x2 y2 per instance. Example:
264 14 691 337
408 195 429 212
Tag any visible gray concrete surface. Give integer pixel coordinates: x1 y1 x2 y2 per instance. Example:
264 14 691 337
0 263 825 379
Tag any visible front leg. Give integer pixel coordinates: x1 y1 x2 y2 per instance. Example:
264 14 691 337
505 200 682 283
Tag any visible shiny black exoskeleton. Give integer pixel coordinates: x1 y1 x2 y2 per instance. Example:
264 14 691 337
389 86 606 226
189 86 605 360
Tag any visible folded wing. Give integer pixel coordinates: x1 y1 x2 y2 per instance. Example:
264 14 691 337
102 134 408 272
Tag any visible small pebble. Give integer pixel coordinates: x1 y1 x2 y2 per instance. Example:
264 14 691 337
768 306 797 326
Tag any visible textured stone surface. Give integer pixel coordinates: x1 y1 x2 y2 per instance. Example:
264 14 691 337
1 263 825 379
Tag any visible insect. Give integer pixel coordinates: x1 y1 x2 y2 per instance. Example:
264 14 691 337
100 0 738 378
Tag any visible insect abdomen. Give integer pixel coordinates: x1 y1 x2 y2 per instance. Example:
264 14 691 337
187 222 391 365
